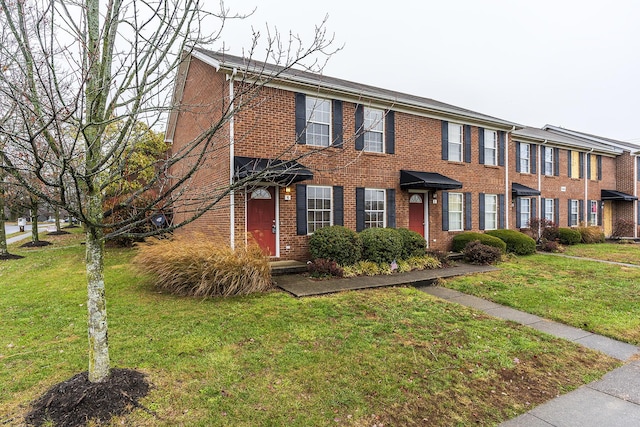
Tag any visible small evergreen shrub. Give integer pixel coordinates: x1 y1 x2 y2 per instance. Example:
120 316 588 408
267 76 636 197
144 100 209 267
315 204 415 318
307 259 344 278
133 233 271 297
308 225 362 266
359 228 403 264
577 226 605 244
557 228 582 245
451 232 506 253
396 228 427 259
485 229 536 255
463 241 502 265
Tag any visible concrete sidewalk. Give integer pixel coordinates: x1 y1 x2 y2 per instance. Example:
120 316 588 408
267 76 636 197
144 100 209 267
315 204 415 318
418 285 640 426
6 232 31 245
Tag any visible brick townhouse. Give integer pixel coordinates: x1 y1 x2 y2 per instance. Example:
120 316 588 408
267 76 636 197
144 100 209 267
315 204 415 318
165 49 640 261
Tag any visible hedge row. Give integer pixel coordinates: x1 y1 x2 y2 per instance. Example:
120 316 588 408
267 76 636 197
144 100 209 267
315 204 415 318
453 230 536 256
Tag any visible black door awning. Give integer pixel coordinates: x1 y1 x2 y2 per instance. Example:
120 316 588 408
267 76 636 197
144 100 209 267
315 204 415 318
400 170 462 190
512 183 540 197
234 156 313 185
601 189 637 201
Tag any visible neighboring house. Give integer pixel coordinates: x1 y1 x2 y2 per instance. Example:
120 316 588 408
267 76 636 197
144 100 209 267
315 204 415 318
166 49 640 260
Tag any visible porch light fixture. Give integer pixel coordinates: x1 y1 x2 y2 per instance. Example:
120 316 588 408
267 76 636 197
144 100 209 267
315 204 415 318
285 186 291 193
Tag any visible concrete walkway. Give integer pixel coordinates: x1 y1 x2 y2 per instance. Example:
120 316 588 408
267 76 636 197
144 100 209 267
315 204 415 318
6 232 31 245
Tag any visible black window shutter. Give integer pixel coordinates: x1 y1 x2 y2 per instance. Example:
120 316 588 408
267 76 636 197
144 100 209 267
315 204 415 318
385 111 395 154
441 121 449 160
587 154 592 179
386 189 396 228
355 105 364 151
637 201 640 226
568 150 572 176
579 199 584 224
498 194 505 229
464 192 472 230
333 186 344 226
442 191 449 231
464 125 472 163
515 142 521 173
531 198 537 226
296 184 307 235
531 145 537 174
478 128 485 165
295 93 306 144
554 198 560 226
355 187 365 232
579 153 584 179
637 157 640 181
554 148 560 176
598 155 602 180
498 131 505 166
479 193 485 230
567 199 572 226
332 100 343 148
515 198 521 228
541 197 546 219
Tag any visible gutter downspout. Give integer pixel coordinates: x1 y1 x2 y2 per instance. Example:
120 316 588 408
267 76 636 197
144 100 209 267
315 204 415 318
505 126 514 229
228 68 237 249
539 140 546 220
635 154 638 238
585 148 592 226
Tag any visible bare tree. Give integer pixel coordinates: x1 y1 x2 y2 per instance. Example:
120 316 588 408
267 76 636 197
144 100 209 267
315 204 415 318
0 0 337 383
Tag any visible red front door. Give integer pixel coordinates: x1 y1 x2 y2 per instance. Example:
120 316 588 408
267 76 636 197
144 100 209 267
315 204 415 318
409 193 425 237
247 187 277 256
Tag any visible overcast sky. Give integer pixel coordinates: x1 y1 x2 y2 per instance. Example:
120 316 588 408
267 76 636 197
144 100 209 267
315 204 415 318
219 0 640 143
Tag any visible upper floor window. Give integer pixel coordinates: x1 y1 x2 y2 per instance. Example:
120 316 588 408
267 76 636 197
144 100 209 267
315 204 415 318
484 130 498 166
570 151 580 179
364 189 385 228
448 123 463 162
448 192 464 231
544 147 554 176
519 198 531 228
363 107 384 153
519 143 530 173
306 185 332 233
305 97 331 147
544 198 554 223
570 199 579 226
484 194 498 230
588 154 598 181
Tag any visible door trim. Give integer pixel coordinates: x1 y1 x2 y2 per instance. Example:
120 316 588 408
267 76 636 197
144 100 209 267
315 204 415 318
409 190 429 247
244 185 280 258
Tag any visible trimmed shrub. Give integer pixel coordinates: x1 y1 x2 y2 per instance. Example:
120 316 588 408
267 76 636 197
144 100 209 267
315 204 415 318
359 228 403 264
485 229 536 255
133 233 271 297
307 259 344 278
557 228 582 245
396 228 427 259
463 240 502 265
451 232 507 253
577 226 605 244
308 225 362 266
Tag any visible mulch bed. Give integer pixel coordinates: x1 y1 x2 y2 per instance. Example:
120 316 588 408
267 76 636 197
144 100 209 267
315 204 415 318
20 241 52 248
48 231 71 236
25 369 151 427
0 253 24 260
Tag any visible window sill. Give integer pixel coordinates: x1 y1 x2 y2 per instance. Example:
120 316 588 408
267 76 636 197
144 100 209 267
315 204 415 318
361 151 388 157
483 164 501 169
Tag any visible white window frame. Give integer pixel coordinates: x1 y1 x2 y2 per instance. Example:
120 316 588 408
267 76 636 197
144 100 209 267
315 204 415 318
448 192 464 231
448 123 463 162
484 129 498 166
544 147 554 176
520 143 530 174
363 107 384 153
520 198 531 228
484 194 498 230
364 188 386 229
544 198 554 223
307 185 332 233
589 200 598 226
305 96 331 147
570 199 579 227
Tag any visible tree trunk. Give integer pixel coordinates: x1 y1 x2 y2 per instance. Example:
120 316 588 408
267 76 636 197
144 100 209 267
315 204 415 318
0 181 7 256
86 219 109 382
30 197 39 243
54 206 61 232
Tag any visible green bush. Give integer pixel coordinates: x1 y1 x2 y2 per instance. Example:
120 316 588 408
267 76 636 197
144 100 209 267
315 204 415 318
463 241 502 265
308 226 361 266
451 232 506 253
485 229 536 255
396 228 427 259
557 228 582 245
359 228 403 264
577 226 605 244
307 259 344 278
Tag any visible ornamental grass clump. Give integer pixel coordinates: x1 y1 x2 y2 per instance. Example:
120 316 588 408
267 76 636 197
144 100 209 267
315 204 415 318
133 233 272 297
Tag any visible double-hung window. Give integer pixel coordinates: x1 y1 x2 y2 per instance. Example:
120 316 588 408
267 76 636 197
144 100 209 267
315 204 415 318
589 200 598 226
306 186 332 233
544 147 554 176
520 198 531 228
305 97 331 147
448 123 463 162
484 130 498 166
484 194 497 230
363 107 384 153
544 198 554 223
570 199 579 226
448 192 464 231
364 189 385 228
519 143 530 173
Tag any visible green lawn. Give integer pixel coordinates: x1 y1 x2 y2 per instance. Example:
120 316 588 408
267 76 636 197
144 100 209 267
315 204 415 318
1 234 619 426
442 252 640 345
563 242 640 265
